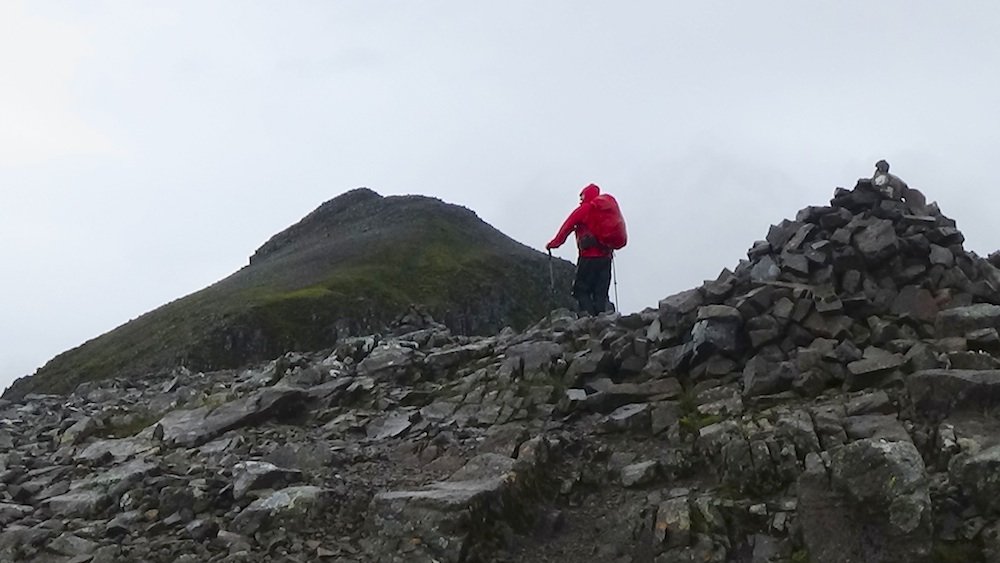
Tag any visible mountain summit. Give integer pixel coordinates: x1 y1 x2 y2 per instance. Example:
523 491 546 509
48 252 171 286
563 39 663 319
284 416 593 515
4 189 574 398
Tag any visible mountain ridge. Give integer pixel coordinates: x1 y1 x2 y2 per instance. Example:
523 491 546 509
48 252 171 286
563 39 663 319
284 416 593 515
3 188 575 399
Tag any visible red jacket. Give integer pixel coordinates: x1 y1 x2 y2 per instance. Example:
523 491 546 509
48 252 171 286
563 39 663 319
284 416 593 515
546 184 613 258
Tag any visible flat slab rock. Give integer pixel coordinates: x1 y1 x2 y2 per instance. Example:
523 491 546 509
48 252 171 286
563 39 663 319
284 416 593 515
158 385 307 447
232 460 303 500
75 435 154 463
232 486 333 535
375 478 509 512
45 489 111 518
367 452 539 562
366 410 417 441
373 453 517 510
907 369 1000 415
0 503 33 525
936 304 1000 337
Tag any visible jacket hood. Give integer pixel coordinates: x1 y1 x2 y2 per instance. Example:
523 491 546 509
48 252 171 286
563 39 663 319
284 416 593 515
580 183 601 203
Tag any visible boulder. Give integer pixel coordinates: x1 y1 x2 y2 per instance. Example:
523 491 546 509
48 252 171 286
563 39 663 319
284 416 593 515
659 289 704 325
750 256 781 284
654 497 691 549
233 486 333 535
46 533 99 557
599 403 651 434
357 342 422 381
906 369 1000 415
621 460 660 488
936 304 1000 337
232 460 303 500
853 218 899 262
75 435 155 463
690 305 744 358
948 445 1000 514
159 385 308 447
424 341 493 374
743 356 794 397
366 410 418 441
366 451 542 563
45 489 111 518
0 503 33 526
890 286 939 323
59 416 98 447
798 438 933 563
846 347 904 389
583 378 681 413
829 440 931 539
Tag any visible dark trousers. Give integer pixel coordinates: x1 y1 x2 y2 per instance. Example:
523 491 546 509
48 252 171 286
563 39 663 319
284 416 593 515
573 256 613 315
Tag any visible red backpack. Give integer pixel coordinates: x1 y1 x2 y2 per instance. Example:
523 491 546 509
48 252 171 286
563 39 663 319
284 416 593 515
587 193 628 250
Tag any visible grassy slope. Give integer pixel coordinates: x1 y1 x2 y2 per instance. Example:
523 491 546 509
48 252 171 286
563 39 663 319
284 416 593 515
6 191 575 398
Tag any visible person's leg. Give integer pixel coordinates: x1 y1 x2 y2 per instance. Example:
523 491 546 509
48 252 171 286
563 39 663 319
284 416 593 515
592 257 613 315
573 258 597 315
571 261 588 313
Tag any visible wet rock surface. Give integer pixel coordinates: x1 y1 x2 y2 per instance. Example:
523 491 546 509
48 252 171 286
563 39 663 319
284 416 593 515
5 180 1000 562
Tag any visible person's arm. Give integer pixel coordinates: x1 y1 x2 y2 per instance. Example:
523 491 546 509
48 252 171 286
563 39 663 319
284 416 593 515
547 205 587 249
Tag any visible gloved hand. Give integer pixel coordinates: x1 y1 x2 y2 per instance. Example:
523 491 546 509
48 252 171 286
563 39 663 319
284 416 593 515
546 240 558 250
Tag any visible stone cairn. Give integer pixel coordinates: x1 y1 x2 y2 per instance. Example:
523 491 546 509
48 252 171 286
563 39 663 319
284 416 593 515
6 176 1000 562
657 175 1000 398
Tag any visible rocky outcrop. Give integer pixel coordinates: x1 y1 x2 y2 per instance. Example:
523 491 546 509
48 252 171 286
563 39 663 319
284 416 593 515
5 177 1000 561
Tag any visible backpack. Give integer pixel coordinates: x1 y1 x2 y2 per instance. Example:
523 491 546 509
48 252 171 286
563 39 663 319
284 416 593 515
586 193 628 250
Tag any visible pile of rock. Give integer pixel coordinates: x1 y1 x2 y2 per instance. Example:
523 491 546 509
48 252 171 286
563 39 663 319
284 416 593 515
651 177 1000 401
6 178 1000 562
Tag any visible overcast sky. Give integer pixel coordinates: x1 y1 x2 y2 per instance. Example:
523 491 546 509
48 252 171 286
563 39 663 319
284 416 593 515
3 1 1000 393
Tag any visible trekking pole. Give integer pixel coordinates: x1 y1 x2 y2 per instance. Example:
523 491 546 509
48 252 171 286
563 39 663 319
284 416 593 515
547 250 555 292
547 249 556 319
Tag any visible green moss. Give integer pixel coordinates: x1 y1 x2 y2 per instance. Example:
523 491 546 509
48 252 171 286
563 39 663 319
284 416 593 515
103 412 159 439
264 286 334 301
679 413 724 436
199 392 232 410
676 387 725 437
678 388 698 414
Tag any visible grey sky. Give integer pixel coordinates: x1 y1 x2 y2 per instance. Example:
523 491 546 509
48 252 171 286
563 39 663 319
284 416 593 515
3 1 1000 393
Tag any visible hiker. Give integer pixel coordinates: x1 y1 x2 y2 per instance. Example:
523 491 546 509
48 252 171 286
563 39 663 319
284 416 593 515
872 159 928 213
546 183 626 315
